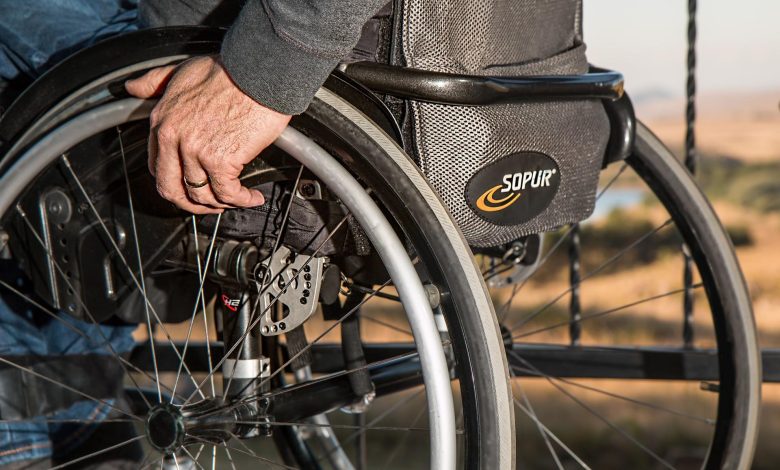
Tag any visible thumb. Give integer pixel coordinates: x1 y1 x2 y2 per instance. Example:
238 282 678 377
125 65 177 98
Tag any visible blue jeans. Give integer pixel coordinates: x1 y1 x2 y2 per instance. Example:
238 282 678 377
0 0 140 465
0 0 138 81
0 287 136 465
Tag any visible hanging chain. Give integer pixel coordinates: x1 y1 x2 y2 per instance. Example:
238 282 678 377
685 0 698 173
568 224 582 346
682 0 698 348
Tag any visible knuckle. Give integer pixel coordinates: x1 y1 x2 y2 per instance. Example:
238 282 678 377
180 138 198 157
155 182 174 201
213 191 233 204
149 108 163 127
189 191 209 204
156 124 177 144
200 156 222 173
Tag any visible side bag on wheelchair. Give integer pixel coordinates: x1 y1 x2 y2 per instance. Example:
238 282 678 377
399 0 609 247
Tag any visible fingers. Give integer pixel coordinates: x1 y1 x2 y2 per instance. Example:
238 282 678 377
153 126 222 215
208 171 265 208
147 126 159 176
149 119 261 212
125 65 177 98
137 57 269 214
181 158 232 209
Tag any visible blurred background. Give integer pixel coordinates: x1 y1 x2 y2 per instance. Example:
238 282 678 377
584 0 779 467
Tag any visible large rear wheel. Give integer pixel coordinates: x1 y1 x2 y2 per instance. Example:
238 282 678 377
0 30 513 470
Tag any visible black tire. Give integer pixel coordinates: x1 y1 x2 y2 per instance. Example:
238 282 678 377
629 123 760 469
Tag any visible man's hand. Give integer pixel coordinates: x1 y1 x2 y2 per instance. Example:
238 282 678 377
125 56 291 214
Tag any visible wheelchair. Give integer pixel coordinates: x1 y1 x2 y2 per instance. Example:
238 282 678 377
0 22 759 470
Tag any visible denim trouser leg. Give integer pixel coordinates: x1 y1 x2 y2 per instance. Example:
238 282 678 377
0 293 136 466
0 0 140 465
0 0 138 81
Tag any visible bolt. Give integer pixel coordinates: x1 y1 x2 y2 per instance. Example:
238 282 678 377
304 281 311 289
301 183 316 197
424 284 441 309
279 322 286 330
48 201 62 215
302 289 310 297
0 231 9 257
304 273 311 281
262 325 270 334
303 265 311 273
300 297 307 305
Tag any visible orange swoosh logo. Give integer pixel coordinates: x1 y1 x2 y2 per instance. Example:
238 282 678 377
476 185 521 212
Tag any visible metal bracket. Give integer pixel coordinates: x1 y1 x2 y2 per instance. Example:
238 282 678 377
257 246 326 336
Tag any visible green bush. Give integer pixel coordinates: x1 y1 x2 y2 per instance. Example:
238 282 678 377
697 155 780 213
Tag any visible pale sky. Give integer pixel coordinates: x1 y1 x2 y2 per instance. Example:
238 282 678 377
584 0 780 96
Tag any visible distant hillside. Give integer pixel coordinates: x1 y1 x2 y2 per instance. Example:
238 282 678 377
634 89 780 161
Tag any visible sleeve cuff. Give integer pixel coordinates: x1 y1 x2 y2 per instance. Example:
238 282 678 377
220 0 342 115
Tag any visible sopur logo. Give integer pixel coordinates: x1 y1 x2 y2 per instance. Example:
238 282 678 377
475 168 558 212
466 152 561 225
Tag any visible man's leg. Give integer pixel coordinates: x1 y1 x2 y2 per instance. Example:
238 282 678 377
0 0 139 113
0 278 53 468
0 1 141 466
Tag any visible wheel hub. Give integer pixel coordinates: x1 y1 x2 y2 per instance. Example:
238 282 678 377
145 404 185 454
145 399 270 454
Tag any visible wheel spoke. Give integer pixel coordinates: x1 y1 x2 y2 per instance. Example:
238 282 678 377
0 354 140 421
512 396 592 469
381 395 427 470
13 207 184 404
118 127 162 403
513 378 564 470
172 214 222 400
235 420 433 433
182 209 355 405
508 218 673 332
495 162 630 322
512 352 676 469
137 452 161 470
222 166 302 400
60 154 207 400
512 283 703 340
361 313 414 337
191 217 217 398
216 279 395 414
214 324 436 423
510 362 713 424
223 446 237 470
191 433 297 470
315 388 427 464
182 446 205 470
48 435 144 470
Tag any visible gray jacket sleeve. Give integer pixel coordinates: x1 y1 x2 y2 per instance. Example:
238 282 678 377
220 0 388 115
